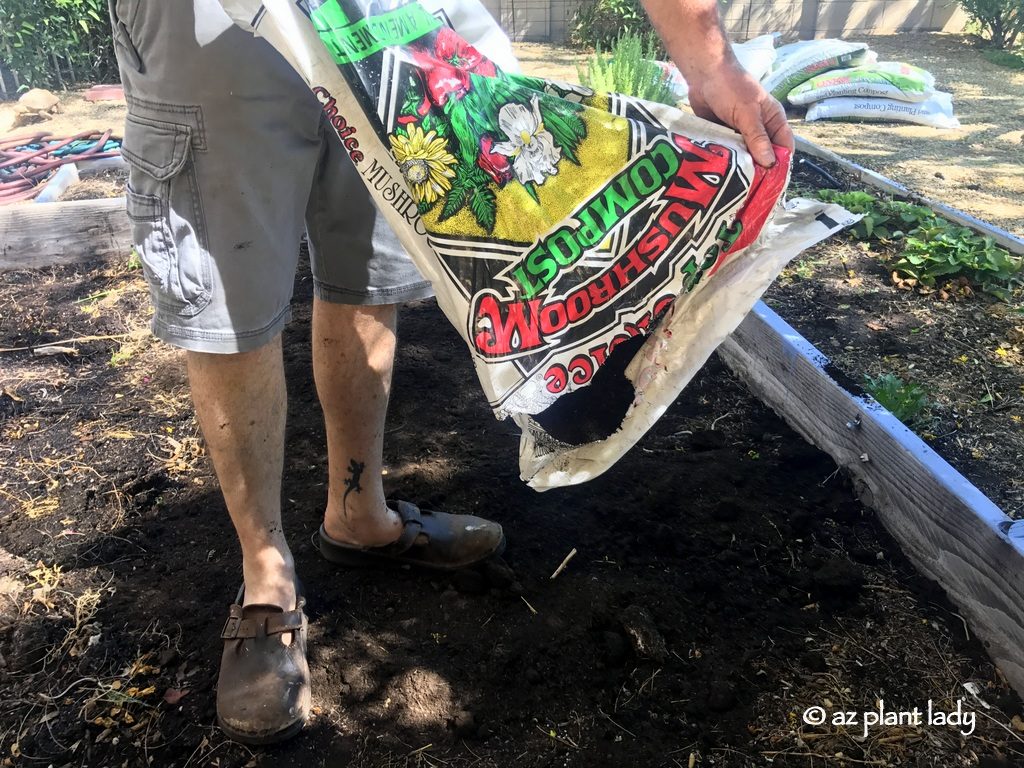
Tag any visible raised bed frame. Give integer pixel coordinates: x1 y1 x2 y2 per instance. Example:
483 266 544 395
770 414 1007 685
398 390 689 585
2 139 1023 697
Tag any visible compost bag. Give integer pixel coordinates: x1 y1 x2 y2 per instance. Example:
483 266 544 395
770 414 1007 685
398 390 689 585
219 0 856 489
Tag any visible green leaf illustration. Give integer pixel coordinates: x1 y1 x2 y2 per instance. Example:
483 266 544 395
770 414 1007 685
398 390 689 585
469 184 497 233
439 181 469 221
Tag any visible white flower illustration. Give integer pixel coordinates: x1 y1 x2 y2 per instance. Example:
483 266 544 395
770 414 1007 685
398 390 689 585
543 80 594 104
493 95 561 186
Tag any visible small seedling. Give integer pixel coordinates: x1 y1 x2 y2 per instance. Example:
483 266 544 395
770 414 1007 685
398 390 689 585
863 373 930 424
817 189 1023 299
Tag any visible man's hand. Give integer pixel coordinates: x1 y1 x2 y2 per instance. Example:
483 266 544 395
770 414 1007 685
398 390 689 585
688 62 794 168
640 0 795 168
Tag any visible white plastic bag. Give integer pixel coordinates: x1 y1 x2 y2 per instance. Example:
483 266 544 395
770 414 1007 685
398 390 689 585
654 34 777 104
762 39 873 101
805 91 959 129
732 34 778 81
788 62 936 105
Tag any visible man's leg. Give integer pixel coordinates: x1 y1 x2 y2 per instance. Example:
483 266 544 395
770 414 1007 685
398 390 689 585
186 337 297 611
313 300 404 547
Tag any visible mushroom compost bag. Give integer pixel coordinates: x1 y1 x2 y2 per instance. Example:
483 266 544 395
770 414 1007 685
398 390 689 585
219 0 857 489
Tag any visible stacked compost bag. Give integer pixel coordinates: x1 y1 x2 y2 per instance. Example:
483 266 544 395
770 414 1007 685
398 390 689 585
764 39 959 129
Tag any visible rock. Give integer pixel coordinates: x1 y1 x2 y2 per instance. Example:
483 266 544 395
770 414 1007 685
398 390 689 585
801 651 827 673
812 557 865 605
481 558 515 589
524 668 542 685
706 682 737 712
451 569 487 595
439 588 462 607
711 499 742 522
689 428 727 451
18 88 60 113
156 648 179 668
451 709 476 738
600 631 627 664
618 605 667 662
0 105 17 134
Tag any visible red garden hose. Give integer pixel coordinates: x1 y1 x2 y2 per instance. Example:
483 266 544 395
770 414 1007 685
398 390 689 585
0 130 122 204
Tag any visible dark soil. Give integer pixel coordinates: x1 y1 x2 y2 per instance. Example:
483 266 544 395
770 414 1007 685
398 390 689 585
775 153 1024 519
2 253 1023 767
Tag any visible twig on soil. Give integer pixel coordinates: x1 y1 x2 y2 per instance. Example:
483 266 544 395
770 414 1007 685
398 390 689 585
760 750 888 765
535 725 578 749
710 411 733 430
520 596 538 615
598 707 637 739
549 548 577 580
0 334 132 354
976 707 1024 746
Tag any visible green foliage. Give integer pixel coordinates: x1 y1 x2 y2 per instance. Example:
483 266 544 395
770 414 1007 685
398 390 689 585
0 0 116 90
578 32 677 106
569 0 655 50
956 0 1023 48
982 48 1024 68
817 189 1023 299
863 373 931 424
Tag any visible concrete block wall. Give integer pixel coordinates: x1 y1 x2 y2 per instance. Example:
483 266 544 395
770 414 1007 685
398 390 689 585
502 0 969 42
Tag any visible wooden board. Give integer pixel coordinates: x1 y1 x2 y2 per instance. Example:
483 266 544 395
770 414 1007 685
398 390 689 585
795 136 1024 256
719 301 1024 697
0 197 132 271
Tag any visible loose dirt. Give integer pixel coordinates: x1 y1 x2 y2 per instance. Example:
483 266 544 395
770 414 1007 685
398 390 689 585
2 255 1023 767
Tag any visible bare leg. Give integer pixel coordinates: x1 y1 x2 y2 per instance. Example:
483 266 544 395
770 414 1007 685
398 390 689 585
313 299 403 547
187 337 296 610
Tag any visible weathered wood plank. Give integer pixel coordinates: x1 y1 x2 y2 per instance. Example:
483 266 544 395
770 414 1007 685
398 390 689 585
719 301 1024 698
0 197 131 271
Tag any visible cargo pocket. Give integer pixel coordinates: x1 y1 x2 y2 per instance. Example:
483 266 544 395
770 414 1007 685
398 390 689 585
122 114 212 318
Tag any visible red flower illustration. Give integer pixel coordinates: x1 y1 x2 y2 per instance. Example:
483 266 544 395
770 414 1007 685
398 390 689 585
434 27 496 78
409 28 497 115
477 134 513 186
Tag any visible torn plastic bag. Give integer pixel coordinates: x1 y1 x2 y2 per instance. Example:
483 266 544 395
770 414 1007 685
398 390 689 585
218 0 858 489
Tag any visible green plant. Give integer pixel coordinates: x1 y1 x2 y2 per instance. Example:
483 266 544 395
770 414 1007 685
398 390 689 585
956 0 1023 48
0 0 116 90
863 373 931 424
817 189 1023 299
983 48 1024 68
578 32 677 106
570 0 656 50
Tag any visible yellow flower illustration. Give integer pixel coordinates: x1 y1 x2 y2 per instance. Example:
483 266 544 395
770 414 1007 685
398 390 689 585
389 125 458 205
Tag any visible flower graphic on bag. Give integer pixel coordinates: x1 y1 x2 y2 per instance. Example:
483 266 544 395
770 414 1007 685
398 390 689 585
477 134 513 186
492 96 562 185
389 124 458 205
391 29 588 232
409 27 496 113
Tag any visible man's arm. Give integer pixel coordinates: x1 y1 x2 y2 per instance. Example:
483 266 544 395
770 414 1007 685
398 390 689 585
641 0 794 167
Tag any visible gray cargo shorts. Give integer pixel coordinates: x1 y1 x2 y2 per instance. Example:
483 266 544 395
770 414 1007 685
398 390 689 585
109 0 433 353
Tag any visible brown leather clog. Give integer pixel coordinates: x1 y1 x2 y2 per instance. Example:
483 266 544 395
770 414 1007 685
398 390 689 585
317 500 505 570
215 584 310 745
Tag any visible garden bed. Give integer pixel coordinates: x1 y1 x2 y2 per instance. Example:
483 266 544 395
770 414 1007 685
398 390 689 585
2 252 1024 767
772 157 1024 520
